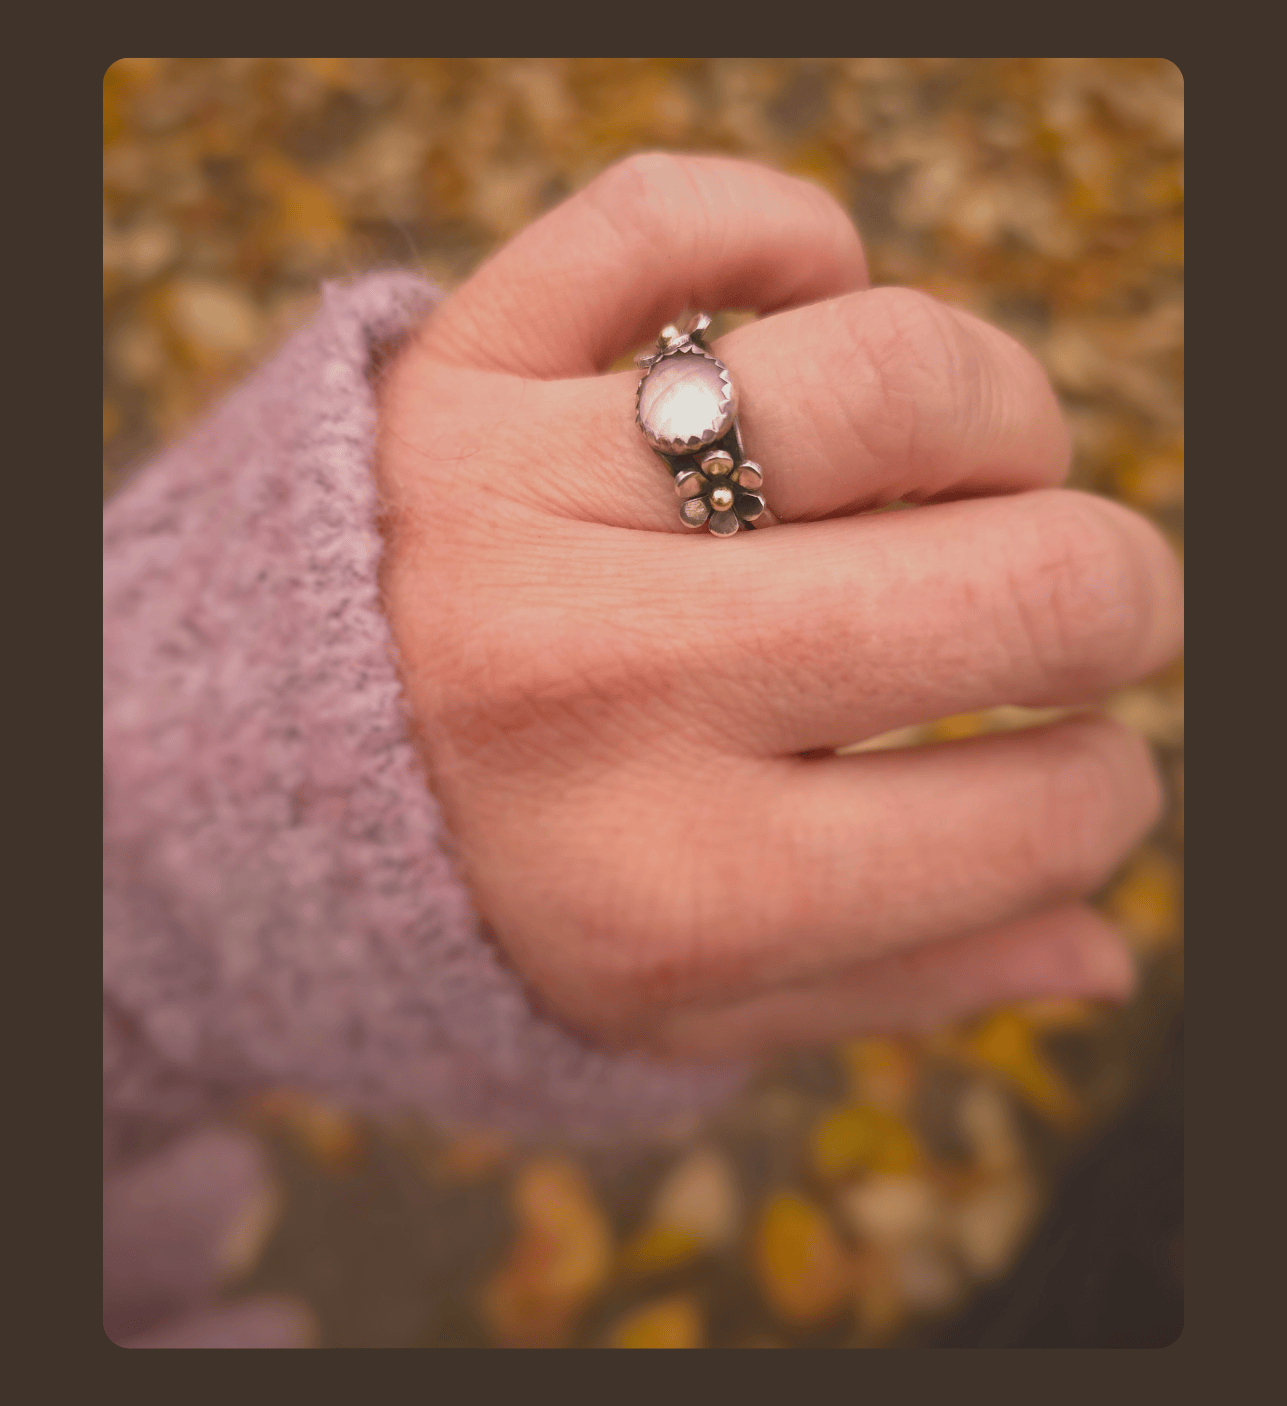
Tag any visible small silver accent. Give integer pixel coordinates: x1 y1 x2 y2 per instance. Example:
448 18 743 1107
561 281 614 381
674 468 706 500
738 491 766 521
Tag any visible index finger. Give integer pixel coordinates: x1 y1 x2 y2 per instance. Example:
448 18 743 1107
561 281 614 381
418 153 869 378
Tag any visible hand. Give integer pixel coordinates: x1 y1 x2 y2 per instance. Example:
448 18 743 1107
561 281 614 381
374 154 1183 1061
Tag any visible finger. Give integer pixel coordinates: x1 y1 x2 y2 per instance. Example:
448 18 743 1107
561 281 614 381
598 715 1162 1014
721 286 1071 519
651 904 1134 1060
655 489 1184 755
515 283 1068 531
417 153 868 378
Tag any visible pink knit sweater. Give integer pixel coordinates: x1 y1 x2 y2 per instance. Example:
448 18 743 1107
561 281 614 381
103 271 743 1176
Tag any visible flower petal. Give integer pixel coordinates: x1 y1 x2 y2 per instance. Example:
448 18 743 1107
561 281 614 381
679 496 711 528
736 491 766 522
708 509 741 536
675 468 707 501
734 461 763 490
699 448 734 476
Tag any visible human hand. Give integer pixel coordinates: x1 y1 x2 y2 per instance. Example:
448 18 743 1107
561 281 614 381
375 154 1182 1061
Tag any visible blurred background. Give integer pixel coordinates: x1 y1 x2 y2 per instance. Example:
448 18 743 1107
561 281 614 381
104 58 1183 1348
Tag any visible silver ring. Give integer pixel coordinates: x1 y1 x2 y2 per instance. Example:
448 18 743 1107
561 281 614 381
635 313 773 535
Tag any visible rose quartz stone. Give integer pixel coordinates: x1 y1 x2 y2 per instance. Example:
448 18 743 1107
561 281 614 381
638 351 735 454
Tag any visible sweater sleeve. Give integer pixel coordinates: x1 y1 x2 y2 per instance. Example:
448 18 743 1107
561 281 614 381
103 270 743 1172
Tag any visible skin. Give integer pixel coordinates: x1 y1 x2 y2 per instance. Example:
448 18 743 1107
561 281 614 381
374 153 1184 1062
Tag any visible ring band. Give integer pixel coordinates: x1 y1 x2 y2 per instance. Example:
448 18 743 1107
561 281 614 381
635 313 771 535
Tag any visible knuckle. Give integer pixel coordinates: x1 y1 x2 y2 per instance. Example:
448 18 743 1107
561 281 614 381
853 286 961 381
835 287 1065 477
602 149 691 189
428 613 629 760
777 169 858 242
571 152 723 291
457 814 667 1041
524 829 710 1036
547 793 770 1023
586 151 703 227
588 153 858 256
834 287 970 461
1006 493 1155 696
581 857 704 1002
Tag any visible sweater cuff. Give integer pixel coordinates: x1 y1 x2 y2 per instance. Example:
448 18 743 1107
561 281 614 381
104 270 743 1169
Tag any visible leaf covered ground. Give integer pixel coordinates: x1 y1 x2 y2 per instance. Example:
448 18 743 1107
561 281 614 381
104 57 1183 1348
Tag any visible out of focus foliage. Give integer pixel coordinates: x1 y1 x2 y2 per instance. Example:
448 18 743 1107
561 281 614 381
105 58 1182 1348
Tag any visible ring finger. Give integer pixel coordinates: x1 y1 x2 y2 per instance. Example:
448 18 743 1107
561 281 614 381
521 282 1070 532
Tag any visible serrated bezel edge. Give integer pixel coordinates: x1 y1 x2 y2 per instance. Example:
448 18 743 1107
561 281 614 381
635 345 737 454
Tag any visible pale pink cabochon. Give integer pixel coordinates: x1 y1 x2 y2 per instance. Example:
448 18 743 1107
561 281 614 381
637 348 736 455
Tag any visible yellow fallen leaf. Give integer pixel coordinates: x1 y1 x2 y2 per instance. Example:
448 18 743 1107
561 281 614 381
248 153 347 259
606 1294 703 1348
811 1105 921 1182
300 56 351 87
103 81 124 148
1114 451 1184 509
1147 214 1185 266
1010 996 1101 1030
248 1090 365 1174
930 711 988 741
1144 159 1185 207
103 59 161 147
1104 845 1181 953
752 1192 852 1327
480 1157 612 1348
422 147 472 224
839 1038 919 1112
962 1011 1080 1126
618 1224 703 1276
786 147 847 200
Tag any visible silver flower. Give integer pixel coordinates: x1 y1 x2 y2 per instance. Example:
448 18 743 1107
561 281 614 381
674 449 765 536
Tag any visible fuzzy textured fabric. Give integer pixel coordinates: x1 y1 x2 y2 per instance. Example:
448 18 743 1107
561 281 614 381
103 270 744 1176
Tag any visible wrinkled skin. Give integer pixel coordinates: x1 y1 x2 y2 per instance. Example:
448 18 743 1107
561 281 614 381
375 154 1183 1062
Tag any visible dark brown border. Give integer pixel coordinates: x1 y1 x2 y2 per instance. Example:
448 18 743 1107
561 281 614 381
8 15 1274 1401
